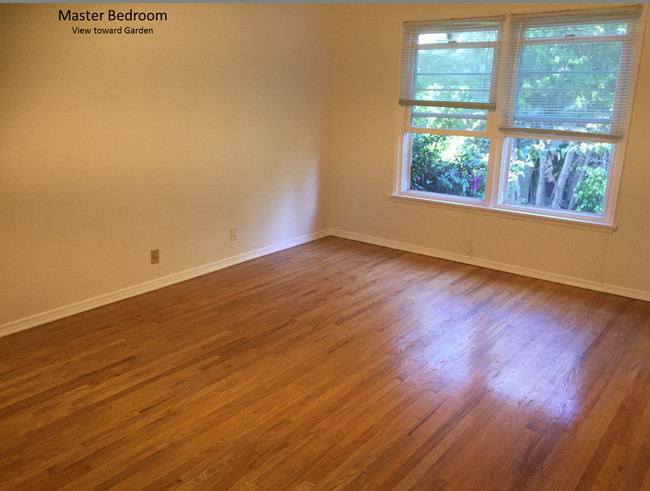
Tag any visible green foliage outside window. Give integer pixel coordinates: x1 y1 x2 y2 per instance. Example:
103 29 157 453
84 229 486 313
504 140 612 214
410 133 489 199
573 166 609 215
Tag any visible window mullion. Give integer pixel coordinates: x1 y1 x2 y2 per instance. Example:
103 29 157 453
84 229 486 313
483 107 501 208
488 13 512 209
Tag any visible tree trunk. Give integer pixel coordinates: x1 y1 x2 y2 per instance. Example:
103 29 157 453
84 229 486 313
535 154 547 207
551 146 576 209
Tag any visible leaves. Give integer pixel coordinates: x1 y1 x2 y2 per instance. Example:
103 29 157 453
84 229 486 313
504 139 612 214
574 166 608 214
410 134 489 199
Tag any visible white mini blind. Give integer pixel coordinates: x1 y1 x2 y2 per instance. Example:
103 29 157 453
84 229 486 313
500 7 642 142
400 17 504 110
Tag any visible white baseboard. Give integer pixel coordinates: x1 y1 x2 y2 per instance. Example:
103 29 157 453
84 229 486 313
330 228 650 302
3 227 647 339
0 230 330 339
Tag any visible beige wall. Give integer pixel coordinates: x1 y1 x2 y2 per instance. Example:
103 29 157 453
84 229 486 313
0 4 331 327
1 3 649 332
328 3 650 298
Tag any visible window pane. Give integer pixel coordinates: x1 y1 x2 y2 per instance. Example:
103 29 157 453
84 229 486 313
414 47 494 104
514 40 622 133
410 133 490 199
502 138 613 215
419 29 498 44
411 106 487 131
524 23 628 39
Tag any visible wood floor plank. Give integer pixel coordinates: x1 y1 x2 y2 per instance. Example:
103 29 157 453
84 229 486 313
1 236 649 489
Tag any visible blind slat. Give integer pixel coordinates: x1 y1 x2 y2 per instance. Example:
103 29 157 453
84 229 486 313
499 127 623 143
399 100 495 110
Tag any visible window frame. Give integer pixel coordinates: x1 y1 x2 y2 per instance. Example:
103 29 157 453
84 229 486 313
393 7 644 230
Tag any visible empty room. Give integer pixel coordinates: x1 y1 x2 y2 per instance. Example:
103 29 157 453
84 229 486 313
1 2 649 489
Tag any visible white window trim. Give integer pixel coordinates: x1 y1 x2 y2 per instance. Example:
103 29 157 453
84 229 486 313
393 6 646 231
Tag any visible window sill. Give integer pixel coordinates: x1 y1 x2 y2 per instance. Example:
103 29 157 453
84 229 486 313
389 193 617 233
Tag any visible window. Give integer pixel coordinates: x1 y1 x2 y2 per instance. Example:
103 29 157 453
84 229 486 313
396 7 642 226
399 18 503 201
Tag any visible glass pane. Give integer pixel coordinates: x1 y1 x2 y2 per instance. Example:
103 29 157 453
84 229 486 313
502 138 614 215
411 106 487 131
514 41 622 133
410 133 490 199
525 23 628 39
414 47 494 104
419 29 498 44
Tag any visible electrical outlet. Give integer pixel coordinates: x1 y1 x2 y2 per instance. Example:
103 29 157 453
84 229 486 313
229 227 237 241
151 249 159 264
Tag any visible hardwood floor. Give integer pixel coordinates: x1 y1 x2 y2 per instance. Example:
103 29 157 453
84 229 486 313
1 236 649 490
